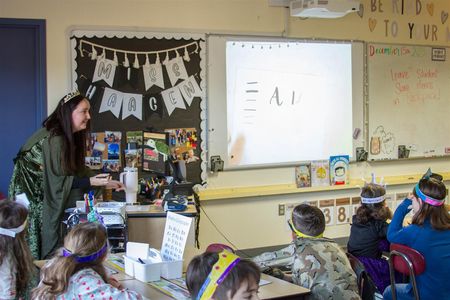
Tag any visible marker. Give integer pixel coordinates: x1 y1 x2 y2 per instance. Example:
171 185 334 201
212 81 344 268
138 258 145 264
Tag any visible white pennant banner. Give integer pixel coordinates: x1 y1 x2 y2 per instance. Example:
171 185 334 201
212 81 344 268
92 58 116 87
99 87 123 118
178 75 202 106
142 63 164 91
166 56 189 86
122 93 143 120
161 86 186 116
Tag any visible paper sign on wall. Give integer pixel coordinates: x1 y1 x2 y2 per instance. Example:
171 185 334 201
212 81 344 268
161 212 192 261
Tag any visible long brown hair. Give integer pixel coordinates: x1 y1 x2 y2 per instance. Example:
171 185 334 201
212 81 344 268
412 177 450 230
0 199 35 294
42 93 90 174
32 222 108 299
356 183 392 224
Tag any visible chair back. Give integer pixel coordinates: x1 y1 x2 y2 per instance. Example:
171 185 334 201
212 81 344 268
390 243 426 276
347 252 379 300
388 243 426 300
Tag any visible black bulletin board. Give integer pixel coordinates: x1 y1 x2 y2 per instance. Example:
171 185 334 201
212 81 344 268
70 30 206 183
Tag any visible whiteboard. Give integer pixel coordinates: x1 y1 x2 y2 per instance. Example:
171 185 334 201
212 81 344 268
207 35 364 169
368 43 450 160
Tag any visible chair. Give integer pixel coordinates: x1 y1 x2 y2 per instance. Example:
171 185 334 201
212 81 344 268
388 243 426 300
347 252 380 300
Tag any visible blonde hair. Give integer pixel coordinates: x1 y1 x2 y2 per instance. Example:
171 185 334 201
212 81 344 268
32 222 108 299
0 199 34 295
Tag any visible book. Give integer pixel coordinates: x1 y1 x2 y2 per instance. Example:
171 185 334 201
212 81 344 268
329 155 350 185
310 160 330 187
295 163 311 188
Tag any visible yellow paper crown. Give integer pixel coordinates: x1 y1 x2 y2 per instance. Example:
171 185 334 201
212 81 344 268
197 250 241 300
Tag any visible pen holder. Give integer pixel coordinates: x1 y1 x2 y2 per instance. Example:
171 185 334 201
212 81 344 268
124 255 162 282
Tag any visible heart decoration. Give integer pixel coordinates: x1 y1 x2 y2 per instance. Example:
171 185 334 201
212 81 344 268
441 11 448 24
426 3 434 16
357 3 364 18
369 18 377 32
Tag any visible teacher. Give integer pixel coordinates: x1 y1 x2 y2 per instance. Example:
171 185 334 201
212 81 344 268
9 91 124 259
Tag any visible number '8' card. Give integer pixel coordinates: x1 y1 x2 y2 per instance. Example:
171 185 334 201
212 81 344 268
335 198 350 225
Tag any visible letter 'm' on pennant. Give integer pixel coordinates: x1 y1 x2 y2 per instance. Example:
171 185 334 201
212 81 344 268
142 63 164 91
92 58 116 87
144 93 164 119
161 86 186 116
178 75 202 106
99 87 123 118
166 56 189 86
122 93 143 120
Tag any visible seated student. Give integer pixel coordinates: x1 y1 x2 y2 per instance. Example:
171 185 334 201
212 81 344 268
186 250 261 300
253 203 360 300
0 199 35 300
32 222 142 299
347 175 392 293
383 169 450 300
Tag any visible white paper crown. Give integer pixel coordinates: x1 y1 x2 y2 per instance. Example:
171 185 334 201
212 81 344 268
360 173 386 204
63 91 81 104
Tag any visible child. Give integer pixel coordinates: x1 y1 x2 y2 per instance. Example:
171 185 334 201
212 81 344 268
0 199 35 300
32 222 142 299
254 203 360 300
383 169 450 300
347 175 392 293
186 250 261 300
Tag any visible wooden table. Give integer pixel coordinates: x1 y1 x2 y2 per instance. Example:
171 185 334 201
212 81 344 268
120 274 310 300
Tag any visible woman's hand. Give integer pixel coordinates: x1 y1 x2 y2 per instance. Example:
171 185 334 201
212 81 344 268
106 180 126 191
107 276 123 290
90 174 111 186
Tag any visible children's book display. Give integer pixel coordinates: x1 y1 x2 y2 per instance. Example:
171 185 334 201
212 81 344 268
310 160 330 187
329 155 350 185
295 163 311 188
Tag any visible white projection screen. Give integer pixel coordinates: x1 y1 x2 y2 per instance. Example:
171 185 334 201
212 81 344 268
207 36 364 169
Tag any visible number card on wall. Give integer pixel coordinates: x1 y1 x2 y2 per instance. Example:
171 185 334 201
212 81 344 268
335 198 350 225
351 197 361 217
319 199 335 226
161 212 192 261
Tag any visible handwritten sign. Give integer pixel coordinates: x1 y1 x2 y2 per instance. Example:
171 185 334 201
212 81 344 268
161 212 192 261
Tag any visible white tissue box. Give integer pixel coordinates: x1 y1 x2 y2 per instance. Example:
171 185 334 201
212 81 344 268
161 259 183 279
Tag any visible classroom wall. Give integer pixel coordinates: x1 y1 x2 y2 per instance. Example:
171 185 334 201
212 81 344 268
2 0 450 250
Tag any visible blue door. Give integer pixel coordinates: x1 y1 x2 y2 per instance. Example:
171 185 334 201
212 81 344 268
0 19 47 196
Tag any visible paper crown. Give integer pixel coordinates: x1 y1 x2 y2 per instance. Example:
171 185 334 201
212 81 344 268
63 91 81 104
360 173 386 204
415 168 445 206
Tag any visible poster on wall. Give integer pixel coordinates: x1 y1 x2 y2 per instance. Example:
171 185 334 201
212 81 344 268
70 30 206 183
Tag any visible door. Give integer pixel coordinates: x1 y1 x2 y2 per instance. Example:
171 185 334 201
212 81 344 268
0 18 47 195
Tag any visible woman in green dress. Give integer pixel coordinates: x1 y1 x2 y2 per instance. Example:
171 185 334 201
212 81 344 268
9 91 124 259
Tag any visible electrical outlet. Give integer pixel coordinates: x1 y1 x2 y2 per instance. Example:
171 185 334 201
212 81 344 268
278 204 285 216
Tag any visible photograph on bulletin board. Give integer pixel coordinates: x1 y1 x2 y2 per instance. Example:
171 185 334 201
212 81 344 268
143 131 170 175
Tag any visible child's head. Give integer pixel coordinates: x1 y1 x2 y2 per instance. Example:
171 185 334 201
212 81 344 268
356 182 392 224
411 170 450 230
289 203 325 238
32 222 108 298
186 251 260 300
0 199 34 294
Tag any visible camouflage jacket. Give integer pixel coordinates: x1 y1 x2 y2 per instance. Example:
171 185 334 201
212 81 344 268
291 237 360 300
253 238 360 300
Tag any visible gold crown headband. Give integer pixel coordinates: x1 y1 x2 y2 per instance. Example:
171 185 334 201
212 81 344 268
63 91 81 104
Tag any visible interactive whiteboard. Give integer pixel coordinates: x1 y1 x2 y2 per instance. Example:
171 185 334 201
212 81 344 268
207 35 364 169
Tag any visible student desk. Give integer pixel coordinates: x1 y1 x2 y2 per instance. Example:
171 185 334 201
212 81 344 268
119 273 310 300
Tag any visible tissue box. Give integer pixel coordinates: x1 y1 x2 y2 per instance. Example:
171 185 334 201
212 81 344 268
124 255 162 282
161 259 183 279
